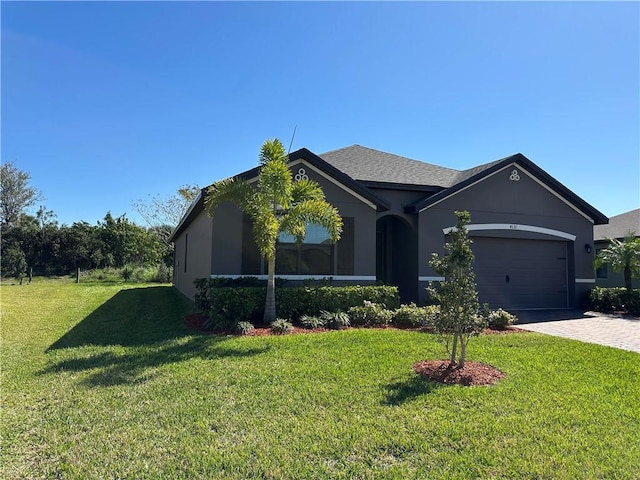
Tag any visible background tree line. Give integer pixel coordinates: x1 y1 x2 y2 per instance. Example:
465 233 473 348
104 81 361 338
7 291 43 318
1 160 198 282
2 210 171 278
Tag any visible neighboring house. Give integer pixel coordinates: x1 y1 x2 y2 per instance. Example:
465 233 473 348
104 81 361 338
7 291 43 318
593 208 640 289
170 145 608 310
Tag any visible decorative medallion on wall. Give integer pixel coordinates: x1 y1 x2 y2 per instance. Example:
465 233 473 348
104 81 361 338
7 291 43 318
294 168 309 182
509 169 521 182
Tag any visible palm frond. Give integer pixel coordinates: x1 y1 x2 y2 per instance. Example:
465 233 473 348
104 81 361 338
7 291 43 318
281 199 343 243
258 158 293 211
291 179 325 204
594 237 640 274
203 177 254 218
252 211 279 260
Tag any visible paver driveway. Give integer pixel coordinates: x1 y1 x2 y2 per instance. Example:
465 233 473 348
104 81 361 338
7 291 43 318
515 310 640 353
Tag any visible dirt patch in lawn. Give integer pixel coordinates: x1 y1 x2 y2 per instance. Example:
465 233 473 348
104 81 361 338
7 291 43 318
413 360 505 386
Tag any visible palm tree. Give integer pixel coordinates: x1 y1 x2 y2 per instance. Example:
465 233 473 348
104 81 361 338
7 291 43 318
204 138 343 323
594 236 640 290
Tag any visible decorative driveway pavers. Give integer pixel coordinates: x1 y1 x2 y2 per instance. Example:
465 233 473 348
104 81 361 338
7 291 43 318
515 311 640 353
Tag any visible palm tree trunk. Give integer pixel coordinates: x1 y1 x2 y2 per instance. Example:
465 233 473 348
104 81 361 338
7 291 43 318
264 255 277 324
624 264 632 291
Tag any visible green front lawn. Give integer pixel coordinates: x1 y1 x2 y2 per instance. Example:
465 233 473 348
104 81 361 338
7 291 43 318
2 281 638 479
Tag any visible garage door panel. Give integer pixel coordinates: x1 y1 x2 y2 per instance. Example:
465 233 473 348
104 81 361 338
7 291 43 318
472 237 568 310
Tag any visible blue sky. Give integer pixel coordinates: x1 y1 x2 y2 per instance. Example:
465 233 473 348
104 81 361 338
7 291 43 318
2 1 638 226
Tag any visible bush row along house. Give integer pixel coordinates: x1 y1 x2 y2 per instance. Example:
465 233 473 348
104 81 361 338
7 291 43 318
170 145 608 309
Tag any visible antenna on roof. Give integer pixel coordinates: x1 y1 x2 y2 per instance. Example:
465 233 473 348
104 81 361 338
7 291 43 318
287 125 297 154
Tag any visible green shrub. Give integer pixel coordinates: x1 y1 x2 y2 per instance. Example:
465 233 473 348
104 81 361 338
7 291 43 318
588 287 640 315
193 280 400 325
485 307 517 329
392 303 438 328
233 321 255 335
205 311 235 332
153 264 173 283
271 318 293 334
299 315 326 329
348 301 393 327
320 310 350 330
209 287 265 324
121 265 134 281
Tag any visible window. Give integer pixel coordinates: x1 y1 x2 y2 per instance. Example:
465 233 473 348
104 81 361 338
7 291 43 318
276 224 334 275
595 248 608 278
241 217 355 276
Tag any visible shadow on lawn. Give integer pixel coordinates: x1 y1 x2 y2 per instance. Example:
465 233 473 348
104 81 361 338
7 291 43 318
48 286 194 349
40 336 269 387
43 285 270 386
383 375 443 405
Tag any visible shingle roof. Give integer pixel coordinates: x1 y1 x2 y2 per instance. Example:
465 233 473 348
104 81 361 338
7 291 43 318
319 145 521 190
453 157 512 184
319 145 460 188
594 209 640 240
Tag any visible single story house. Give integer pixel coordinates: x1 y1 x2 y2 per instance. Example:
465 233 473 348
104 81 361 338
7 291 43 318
594 208 640 289
170 145 608 310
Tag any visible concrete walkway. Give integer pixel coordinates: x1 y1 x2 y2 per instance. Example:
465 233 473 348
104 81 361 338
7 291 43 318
514 310 640 353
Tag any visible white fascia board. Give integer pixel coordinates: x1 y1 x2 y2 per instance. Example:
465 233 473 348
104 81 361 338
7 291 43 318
418 276 445 282
246 159 377 210
442 223 577 241
420 163 595 223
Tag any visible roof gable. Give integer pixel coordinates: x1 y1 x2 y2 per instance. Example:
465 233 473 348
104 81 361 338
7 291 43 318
169 147 391 242
406 153 608 225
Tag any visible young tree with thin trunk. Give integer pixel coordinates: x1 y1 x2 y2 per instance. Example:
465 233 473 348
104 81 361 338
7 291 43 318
133 184 200 245
428 210 486 368
204 138 342 324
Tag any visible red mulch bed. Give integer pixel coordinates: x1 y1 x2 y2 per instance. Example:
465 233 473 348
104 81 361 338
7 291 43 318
413 360 505 386
183 313 524 338
183 313 209 332
182 313 329 335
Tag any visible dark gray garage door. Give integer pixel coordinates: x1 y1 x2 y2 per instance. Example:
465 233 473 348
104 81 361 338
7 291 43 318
472 237 568 310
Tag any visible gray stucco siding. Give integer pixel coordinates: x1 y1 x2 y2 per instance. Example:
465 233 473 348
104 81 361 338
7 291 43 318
204 162 379 282
417 164 596 307
172 210 214 299
211 201 243 275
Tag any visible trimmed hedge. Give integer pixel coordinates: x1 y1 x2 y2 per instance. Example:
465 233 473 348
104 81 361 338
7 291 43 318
588 287 640 315
194 278 400 327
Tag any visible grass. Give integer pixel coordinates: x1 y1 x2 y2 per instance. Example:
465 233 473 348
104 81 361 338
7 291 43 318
2 281 639 479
